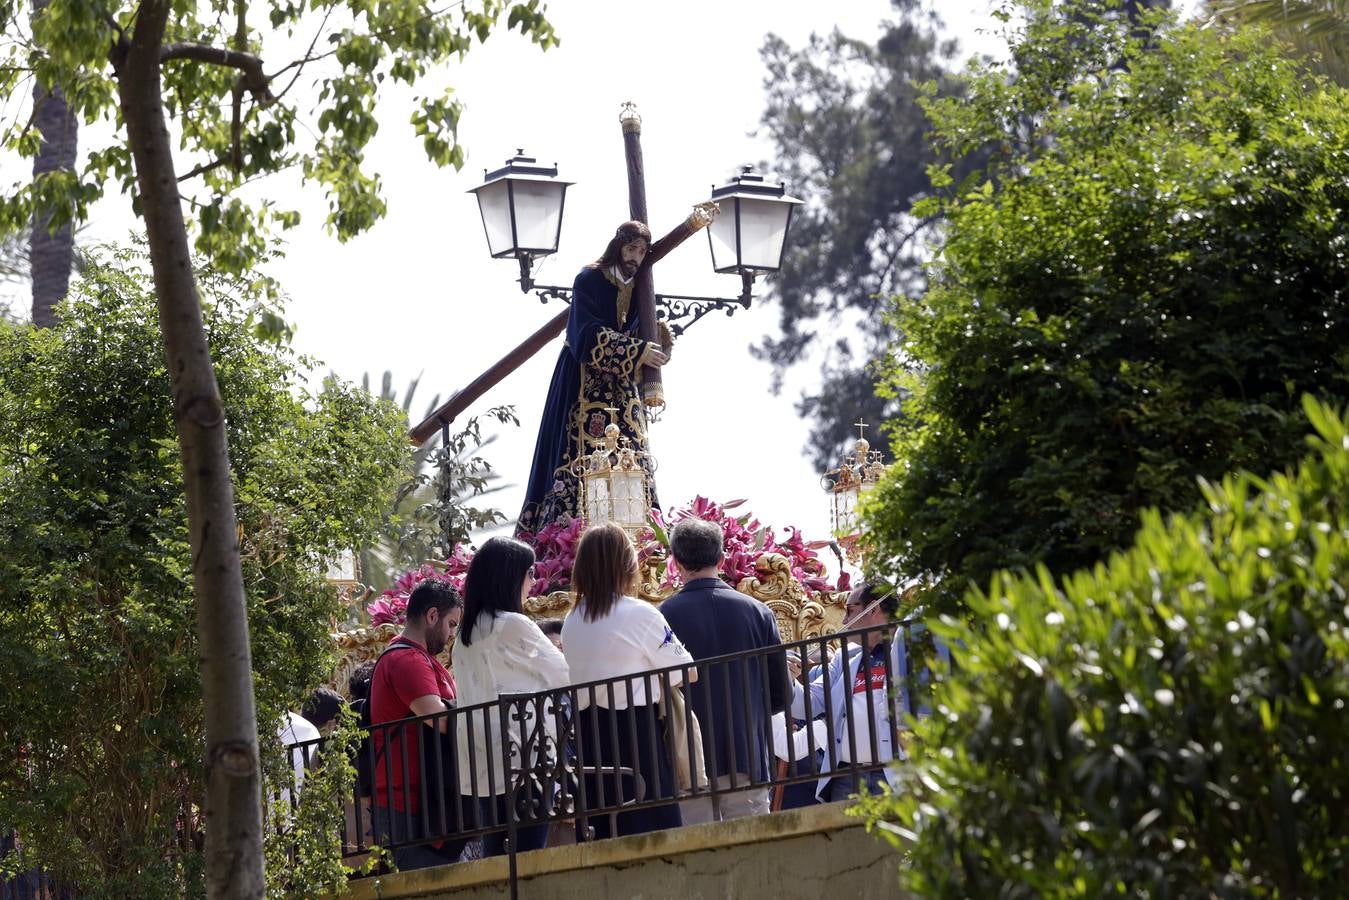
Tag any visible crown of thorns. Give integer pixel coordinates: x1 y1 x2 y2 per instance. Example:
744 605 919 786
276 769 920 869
614 223 650 244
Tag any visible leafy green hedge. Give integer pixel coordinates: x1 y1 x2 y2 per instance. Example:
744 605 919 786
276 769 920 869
865 396 1349 898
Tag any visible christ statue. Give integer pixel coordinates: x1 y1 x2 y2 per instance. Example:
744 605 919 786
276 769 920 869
518 209 713 533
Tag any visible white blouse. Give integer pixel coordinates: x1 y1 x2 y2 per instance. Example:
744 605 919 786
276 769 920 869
453 611 571 798
561 594 694 710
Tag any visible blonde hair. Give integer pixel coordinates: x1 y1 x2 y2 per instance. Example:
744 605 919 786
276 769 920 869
570 522 639 622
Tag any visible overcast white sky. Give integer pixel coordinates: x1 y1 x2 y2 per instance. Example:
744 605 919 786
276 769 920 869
258 0 1005 550
4 1 1203 566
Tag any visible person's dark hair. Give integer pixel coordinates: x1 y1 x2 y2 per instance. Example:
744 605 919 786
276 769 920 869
669 517 724 571
570 522 639 622
347 661 376 702
591 220 652 269
536 617 564 639
851 581 899 617
405 578 463 622
301 687 344 730
460 536 536 646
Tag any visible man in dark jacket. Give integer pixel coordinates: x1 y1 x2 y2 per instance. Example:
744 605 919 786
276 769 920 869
660 517 790 823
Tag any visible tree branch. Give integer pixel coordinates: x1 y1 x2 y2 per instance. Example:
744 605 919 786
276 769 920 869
269 6 334 104
176 156 230 183
230 0 246 172
160 43 274 106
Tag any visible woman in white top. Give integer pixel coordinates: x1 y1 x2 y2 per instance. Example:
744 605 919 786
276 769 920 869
562 522 696 841
454 536 570 857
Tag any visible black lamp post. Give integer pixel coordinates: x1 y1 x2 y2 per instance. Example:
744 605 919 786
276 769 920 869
707 165 802 295
468 150 572 291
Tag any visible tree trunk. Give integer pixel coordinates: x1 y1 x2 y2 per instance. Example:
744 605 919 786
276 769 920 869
29 0 78 329
116 2 264 896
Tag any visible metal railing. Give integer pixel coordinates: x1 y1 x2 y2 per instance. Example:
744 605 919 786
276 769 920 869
286 617 952 896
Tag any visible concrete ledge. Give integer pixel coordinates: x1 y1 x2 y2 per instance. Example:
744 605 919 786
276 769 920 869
347 802 877 899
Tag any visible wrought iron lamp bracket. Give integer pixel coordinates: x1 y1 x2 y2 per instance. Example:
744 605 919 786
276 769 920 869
527 284 573 305
518 268 756 335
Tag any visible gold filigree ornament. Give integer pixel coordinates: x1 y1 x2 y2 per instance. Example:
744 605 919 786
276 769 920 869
523 590 575 618
685 200 720 232
329 623 399 697
619 101 641 133
329 621 457 697
734 553 848 643
638 550 676 604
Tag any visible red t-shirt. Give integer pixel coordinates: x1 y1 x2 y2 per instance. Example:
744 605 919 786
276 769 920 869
369 637 456 812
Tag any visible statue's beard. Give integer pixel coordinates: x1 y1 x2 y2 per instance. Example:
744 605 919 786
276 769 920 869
619 260 639 278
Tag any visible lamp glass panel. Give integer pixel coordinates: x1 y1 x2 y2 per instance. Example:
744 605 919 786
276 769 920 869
586 475 611 524
475 181 515 257
324 549 356 582
833 486 859 536
510 180 566 253
737 197 792 269
706 198 740 271
613 470 646 528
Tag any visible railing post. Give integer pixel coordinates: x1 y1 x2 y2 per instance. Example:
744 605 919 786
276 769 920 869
498 695 519 900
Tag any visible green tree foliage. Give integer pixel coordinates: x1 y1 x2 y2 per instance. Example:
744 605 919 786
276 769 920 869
0 1 555 889
261 712 360 899
755 0 971 471
861 396 1349 896
0 252 408 898
0 0 557 267
866 7 1349 612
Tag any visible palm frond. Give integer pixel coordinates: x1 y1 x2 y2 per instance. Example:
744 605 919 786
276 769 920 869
1208 0 1349 84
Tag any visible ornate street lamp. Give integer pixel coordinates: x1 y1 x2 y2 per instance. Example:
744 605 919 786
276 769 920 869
821 422 888 546
570 412 654 538
324 549 364 605
706 166 802 296
468 150 571 290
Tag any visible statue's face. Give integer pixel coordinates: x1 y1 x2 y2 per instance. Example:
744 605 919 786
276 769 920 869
618 239 648 278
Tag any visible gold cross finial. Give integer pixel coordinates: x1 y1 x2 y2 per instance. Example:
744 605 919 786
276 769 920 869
854 420 869 441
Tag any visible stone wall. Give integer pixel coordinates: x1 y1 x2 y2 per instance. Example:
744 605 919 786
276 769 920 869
345 803 910 900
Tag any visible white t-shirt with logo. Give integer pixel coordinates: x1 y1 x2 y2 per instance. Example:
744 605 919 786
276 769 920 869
562 594 693 710
841 647 893 765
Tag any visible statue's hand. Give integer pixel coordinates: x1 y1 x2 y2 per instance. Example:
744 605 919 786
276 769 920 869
638 342 669 370
686 200 720 231
657 319 675 360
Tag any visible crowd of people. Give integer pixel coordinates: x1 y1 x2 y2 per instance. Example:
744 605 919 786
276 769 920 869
286 519 928 873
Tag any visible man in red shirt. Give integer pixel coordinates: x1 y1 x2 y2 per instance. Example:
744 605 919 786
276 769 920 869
369 579 466 870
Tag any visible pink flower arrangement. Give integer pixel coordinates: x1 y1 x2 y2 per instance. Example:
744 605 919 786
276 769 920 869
520 516 584 596
365 546 472 628
656 496 846 595
368 498 846 628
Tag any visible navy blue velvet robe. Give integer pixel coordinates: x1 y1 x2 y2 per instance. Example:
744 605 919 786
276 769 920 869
518 266 657 532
